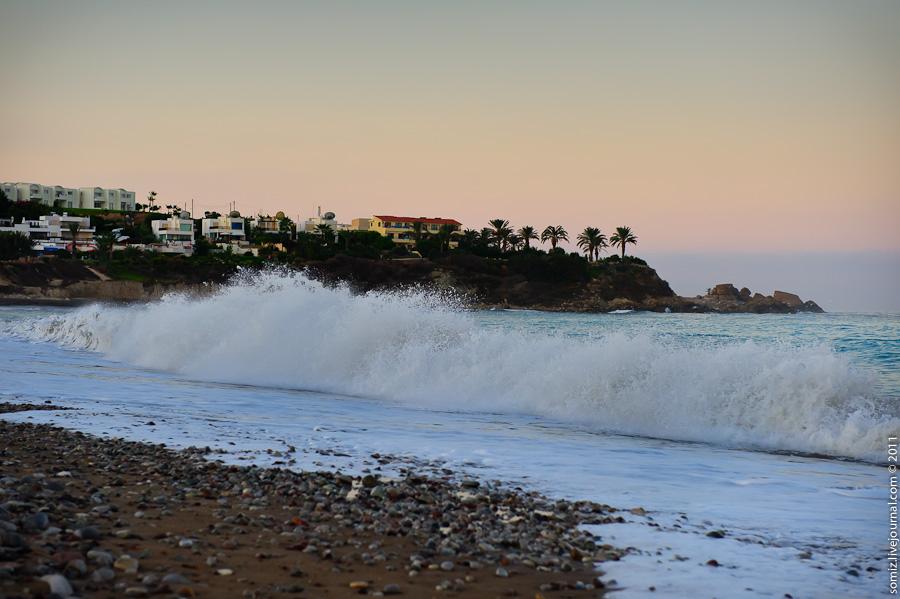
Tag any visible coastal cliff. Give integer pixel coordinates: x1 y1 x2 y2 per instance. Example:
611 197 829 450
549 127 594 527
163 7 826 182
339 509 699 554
0 256 823 313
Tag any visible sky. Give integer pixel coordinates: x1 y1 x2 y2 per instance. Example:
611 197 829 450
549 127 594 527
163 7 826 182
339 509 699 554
1 1 898 310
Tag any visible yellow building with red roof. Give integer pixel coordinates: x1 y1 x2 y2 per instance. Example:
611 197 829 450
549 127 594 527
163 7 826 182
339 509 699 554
369 215 462 246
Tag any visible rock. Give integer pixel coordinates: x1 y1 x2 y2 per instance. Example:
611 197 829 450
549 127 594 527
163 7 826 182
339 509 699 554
124 586 149 596
0 530 26 549
87 549 114 566
65 558 87 577
709 283 739 298
773 290 802 307
216 568 234 576
77 525 102 540
738 287 751 300
800 300 824 313
361 475 378 488
440 561 454 571
178 538 195 548
349 580 369 590
40 573 73 597
114 555 140 574
706 530 726 538
22 511 49 531
91 567 116 583
495 566 509 577
383 583 402 595
162 572 191 586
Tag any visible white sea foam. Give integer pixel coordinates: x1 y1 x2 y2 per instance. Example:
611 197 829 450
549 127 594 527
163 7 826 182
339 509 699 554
11 270 897 461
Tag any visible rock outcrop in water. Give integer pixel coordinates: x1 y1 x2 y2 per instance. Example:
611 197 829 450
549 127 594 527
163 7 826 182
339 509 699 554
692 283 824 314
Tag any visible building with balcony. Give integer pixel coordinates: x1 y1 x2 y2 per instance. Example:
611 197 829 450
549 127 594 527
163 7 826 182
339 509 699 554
78 187 136 211
0 181 135 211
369 215 462 245
202 213 246 241
249 215 282 234
0 213 95 253
151 213 195 244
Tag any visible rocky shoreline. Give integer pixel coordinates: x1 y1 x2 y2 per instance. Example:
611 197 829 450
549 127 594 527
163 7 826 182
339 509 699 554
0 257 823 314
0 403 623 598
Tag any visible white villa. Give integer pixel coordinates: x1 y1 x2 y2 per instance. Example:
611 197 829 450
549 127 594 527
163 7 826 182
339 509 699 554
151 213 194 244
0 213 96 253
202 213 246 241
1 181 136 211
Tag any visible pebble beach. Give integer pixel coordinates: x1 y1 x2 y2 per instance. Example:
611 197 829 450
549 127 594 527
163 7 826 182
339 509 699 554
0 403 624 598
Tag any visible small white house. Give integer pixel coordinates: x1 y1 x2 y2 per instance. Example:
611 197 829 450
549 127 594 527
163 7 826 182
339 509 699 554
150 212 195 254
202 212 245 241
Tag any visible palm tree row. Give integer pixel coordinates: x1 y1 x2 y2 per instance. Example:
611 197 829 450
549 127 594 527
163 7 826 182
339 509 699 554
474 220 638 261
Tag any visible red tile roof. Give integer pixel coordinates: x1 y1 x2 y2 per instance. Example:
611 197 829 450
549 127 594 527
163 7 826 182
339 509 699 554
374 215 462 226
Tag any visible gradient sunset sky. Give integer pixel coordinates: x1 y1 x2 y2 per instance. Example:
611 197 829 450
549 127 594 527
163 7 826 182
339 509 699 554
2 1 898 309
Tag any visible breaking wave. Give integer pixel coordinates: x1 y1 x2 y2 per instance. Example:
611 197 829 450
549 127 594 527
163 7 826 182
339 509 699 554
10 270 897 462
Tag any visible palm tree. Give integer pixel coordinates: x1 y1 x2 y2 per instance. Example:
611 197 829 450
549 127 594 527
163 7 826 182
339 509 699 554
507 234 522 252
610 226 638 259
145 191 159 213
315 223 335 245
411 221 426 242
576 227 608 261
488 219 512 252
517 226 538 249
67 221 81 256
540 225 569 250
437 224 456 254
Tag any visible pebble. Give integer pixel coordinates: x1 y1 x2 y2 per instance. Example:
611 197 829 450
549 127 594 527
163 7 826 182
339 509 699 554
114 555 140 574
440 560 455 571
349 580 370 590
40 573 73 597
383 583 402 595
91 567 116 583
163 572 192 586
495 566 509 577
217 568 234 576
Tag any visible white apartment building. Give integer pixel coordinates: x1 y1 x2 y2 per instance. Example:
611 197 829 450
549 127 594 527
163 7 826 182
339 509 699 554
1 182 17 201
78 187 136 211
1 181 136 211
202 213 246 241
0 213 95 252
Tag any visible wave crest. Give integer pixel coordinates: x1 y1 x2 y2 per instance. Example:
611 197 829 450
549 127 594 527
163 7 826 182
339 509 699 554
10 270 897 462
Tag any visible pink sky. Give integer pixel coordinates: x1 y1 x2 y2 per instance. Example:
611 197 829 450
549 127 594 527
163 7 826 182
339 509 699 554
1 1 898 256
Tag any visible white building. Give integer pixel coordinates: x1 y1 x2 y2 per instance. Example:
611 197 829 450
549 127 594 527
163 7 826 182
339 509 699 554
78 187 136 211
0 181 136 211
249 215 281 235
302 207 349 233
0 213 95 253
202 212 246 241
1 182 17 201
151 213 195 246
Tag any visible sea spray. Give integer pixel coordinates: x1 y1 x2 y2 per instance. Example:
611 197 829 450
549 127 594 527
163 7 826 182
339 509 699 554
10 270 897 462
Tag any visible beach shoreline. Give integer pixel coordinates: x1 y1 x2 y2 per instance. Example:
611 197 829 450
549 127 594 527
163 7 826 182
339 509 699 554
0 403 621 598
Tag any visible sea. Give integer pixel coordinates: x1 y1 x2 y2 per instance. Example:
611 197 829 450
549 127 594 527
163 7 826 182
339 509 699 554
0 270 897 598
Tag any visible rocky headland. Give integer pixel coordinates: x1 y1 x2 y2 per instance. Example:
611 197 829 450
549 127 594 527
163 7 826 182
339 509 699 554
0 256 824 314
